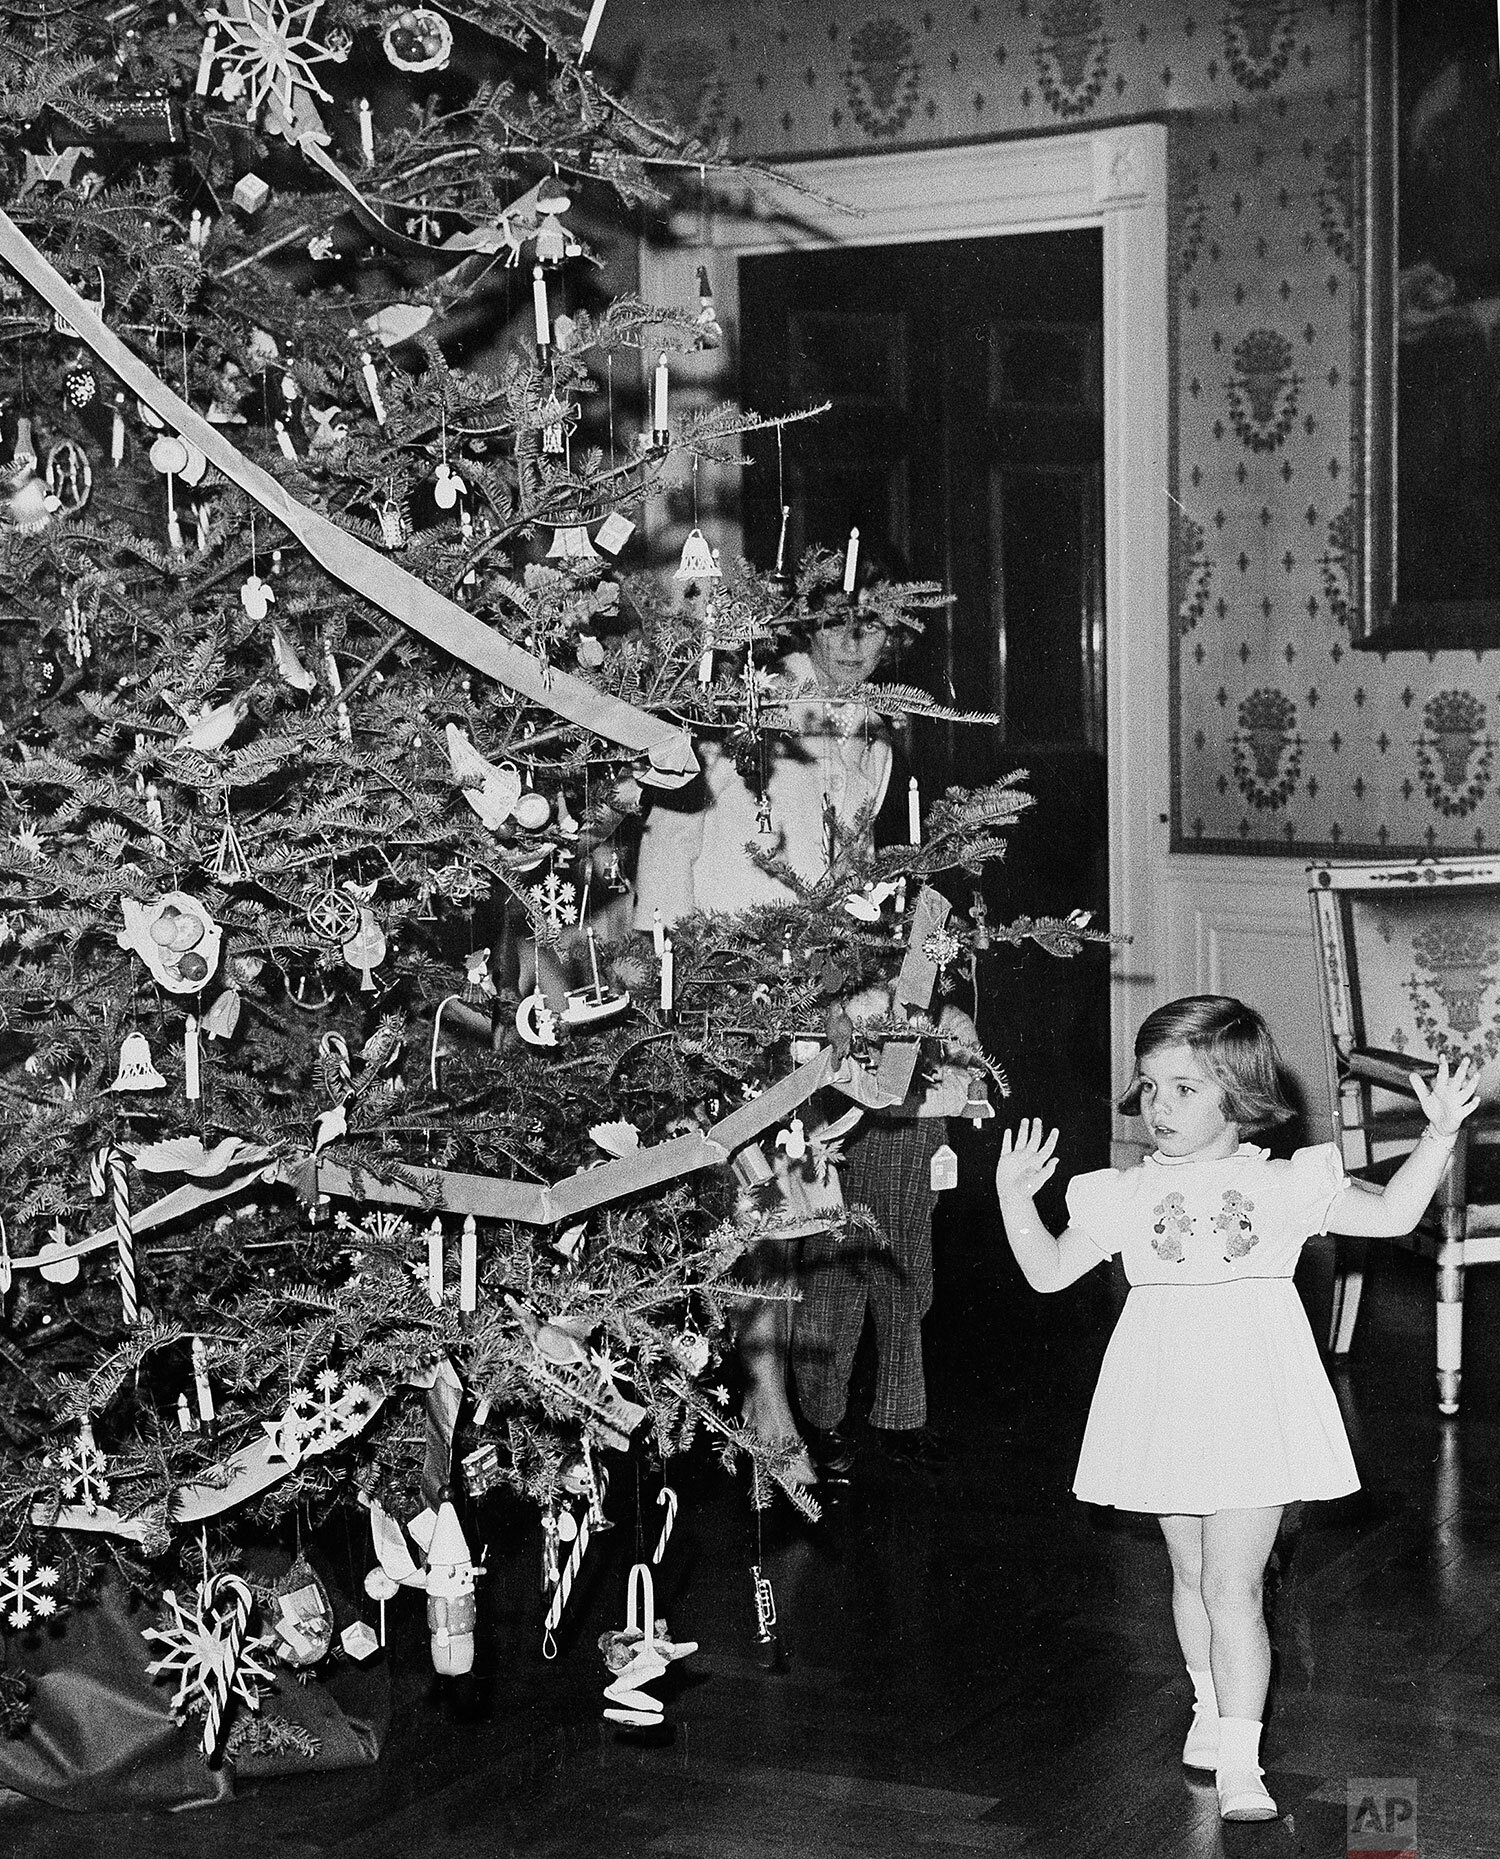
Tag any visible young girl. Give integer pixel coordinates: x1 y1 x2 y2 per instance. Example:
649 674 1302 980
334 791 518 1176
994 995 1477 1823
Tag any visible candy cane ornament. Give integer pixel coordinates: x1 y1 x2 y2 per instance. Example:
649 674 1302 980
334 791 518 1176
541 1503 590 1657
201 1574 252 1760
110 1149 136 1323
651 1485 678 1565
92 1145 137 1323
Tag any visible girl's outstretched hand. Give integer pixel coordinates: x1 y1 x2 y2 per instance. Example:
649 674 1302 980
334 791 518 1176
994 1118 1060 1200
1412 1054 1481 1137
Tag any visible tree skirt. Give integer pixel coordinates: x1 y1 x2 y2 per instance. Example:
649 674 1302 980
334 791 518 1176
0 1563 389 1811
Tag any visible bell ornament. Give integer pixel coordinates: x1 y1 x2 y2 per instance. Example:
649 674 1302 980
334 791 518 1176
110 1031 168 1091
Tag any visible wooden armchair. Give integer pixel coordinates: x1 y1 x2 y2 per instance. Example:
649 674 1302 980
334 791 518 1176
1308 858 1500 1414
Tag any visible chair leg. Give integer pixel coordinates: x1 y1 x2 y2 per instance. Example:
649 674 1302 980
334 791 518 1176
1436 1247 1464 1417
1328 1237 1367 1357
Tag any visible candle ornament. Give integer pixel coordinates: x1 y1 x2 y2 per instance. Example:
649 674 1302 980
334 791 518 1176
579 0 608 58
532 266 551 349
652 353 669 446
192 1335 215 1425
426 1217 443 1305
459 1213 477 1313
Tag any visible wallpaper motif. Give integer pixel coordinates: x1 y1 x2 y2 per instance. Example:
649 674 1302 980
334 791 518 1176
1035 0 1111 119
602 0 1499 857
844 18 923 137
1223 0 1298 92
1226 330 1301 452
1233 688 1304 812
1415 693 1494 819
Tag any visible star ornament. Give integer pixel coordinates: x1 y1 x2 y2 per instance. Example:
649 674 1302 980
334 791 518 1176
209 0 346 133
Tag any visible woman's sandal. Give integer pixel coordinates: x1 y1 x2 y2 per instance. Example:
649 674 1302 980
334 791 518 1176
742 1399 818 1487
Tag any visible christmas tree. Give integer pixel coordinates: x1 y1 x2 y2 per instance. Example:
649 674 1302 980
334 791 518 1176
0 0 1107 1751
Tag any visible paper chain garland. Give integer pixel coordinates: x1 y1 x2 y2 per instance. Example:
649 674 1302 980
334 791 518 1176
14 890 949 1292
0 210 697 786
20 1048 870 1542
25 876 948 1543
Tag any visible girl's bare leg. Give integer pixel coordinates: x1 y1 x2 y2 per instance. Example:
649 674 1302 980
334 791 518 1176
1200 1505 1282 1719
1159 1512 1211 1669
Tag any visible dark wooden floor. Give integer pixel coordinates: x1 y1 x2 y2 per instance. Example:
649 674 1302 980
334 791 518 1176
7 1170 1500 1859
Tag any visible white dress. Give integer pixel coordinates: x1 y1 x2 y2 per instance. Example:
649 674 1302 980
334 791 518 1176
1065 1143 1359 1515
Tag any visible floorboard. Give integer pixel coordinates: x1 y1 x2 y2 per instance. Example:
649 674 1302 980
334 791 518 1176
5 1215 1500 1858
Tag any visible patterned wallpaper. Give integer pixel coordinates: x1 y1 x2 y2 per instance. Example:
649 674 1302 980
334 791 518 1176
600 0 1500 857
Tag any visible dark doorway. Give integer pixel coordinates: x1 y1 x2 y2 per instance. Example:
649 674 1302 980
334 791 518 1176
738 232 1111 1167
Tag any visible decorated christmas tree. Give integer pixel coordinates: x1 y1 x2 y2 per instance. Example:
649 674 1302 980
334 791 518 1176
0 0 1107 1758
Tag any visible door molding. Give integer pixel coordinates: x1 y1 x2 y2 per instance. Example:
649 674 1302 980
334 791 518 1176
640 129 1170 1159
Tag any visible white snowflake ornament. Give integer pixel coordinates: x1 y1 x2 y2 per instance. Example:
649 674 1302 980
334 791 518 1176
264 1367 376 1467
527 870 578 932
144 1578 277 1724
1 1554 61 1628
208 0 346 140
46 1421 110 1515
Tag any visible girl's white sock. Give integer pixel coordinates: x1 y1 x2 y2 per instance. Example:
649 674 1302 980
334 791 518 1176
1216 1715 1264 1777
1188 1666 1217 1716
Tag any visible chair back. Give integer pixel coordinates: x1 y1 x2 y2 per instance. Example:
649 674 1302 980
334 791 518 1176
1308 857 1500 1167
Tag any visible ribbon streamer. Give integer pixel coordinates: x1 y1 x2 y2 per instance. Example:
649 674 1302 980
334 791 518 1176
35 1388 388 1540
299 137 544 269
420 1356 464 1510
0 209 696 786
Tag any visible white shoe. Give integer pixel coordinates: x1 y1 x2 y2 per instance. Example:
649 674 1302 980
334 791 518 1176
1182 1704 1218 1770
1217 1770 1277 1821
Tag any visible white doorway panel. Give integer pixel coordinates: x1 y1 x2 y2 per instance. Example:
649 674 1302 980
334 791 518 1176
641 128 1326 1160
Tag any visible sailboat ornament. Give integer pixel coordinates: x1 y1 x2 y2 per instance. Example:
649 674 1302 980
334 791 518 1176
562 927 629 1028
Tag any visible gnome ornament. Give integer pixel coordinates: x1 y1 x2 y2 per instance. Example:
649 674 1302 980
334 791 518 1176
422 1497 479 1675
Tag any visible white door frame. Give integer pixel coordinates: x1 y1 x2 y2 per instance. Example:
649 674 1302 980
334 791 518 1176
640 128 1170 1160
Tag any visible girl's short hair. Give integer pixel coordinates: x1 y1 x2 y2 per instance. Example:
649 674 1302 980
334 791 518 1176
1118 995 1293 1131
